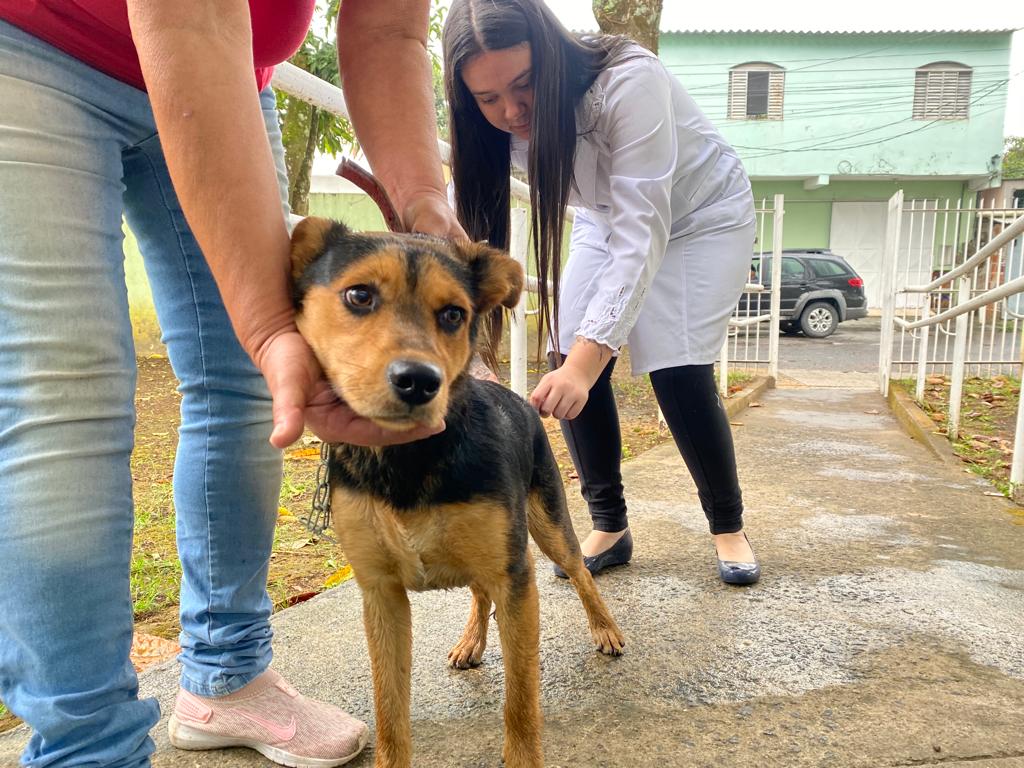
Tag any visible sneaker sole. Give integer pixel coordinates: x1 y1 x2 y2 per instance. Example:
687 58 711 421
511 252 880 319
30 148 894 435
168 714 369 768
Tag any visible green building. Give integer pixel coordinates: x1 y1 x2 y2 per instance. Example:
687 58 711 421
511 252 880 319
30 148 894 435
658 26 1015 306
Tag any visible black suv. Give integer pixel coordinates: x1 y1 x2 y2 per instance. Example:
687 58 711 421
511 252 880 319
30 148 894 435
745 249 868 338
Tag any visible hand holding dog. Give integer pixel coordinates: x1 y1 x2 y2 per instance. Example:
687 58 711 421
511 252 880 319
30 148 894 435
403 192 468 241
260 330 444 449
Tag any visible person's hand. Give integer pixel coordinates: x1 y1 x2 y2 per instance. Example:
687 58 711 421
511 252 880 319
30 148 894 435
529 365 592 420
403 192 468 240
257 330 445 448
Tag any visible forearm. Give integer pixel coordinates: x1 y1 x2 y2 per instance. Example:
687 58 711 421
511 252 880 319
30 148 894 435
127 0 294 364
338 0 448 218
563 336 615 386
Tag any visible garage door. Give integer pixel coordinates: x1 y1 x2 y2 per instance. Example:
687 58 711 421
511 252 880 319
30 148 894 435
829 202 934 310
829 202 887 309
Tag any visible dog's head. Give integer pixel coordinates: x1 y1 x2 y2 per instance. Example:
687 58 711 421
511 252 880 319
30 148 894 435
289 217 524 431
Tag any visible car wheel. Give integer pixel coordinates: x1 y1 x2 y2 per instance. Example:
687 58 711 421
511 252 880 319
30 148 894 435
799 301 838 338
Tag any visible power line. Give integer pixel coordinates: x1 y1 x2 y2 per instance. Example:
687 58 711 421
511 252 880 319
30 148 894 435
739 104 1005 159
732 78 1012 157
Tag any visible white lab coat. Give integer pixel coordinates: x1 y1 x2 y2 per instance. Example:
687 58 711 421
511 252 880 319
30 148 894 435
511 47 756 374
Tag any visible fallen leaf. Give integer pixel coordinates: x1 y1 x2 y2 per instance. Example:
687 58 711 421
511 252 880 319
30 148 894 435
730 421 744 427
324 564 354 588
287 447 321 460
130 632 179 673
863 409 880 415
983 491 1005 497
750 402 763 408
289 538 312 550
286 591 319 607
278 506 295 519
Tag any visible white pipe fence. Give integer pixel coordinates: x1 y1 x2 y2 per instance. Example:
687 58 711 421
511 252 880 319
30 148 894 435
880 191 1024 497
719 195 784 395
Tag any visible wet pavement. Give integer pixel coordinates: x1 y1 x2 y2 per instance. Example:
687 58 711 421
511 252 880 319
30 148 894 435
3 380 1023 767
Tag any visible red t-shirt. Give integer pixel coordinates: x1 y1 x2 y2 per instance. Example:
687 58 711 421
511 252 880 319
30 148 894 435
0 1 315 91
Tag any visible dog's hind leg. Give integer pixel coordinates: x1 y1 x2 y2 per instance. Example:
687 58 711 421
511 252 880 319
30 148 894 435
527 436 625 656
493 559 544 768
362 579 414 768
447 583 491 669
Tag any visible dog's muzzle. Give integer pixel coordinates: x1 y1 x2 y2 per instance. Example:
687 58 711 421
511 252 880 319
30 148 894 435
387 360 443 406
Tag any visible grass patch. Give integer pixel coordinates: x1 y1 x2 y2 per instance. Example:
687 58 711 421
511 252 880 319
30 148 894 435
894 374 1019 498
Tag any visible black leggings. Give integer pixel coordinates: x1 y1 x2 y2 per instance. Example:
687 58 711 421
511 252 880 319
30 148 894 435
553 356 744 535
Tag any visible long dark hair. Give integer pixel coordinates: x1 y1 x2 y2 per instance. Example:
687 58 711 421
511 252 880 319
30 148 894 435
443 0 636 359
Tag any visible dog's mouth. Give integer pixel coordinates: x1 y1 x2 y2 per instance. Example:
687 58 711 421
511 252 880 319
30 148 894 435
368 412 443 431
327 378 447 433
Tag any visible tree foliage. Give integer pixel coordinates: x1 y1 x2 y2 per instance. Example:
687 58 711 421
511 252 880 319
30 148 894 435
277 0 449 215
1003 136 1024 180
592 0 663 54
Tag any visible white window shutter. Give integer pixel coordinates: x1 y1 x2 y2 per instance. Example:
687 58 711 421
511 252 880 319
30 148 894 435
728 70 747 119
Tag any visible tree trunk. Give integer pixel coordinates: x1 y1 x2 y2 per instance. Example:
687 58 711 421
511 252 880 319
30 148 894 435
592 0 663 54
289 105 319 216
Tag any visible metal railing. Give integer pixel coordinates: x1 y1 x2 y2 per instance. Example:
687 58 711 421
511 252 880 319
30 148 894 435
718 194 783 394
879 189 1024 495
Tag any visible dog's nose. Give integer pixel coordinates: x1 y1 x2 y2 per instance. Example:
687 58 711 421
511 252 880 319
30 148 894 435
387 360 443 406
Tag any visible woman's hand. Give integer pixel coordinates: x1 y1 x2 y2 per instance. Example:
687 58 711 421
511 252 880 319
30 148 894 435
529 364 592 419
257 330 444 448
403 193 468 240
528 336 614 420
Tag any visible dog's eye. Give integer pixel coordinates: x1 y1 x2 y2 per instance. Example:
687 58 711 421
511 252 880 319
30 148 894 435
438 306 466 331
343 286 376 312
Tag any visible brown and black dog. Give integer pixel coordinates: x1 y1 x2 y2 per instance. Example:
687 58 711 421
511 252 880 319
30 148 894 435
289 217 624 768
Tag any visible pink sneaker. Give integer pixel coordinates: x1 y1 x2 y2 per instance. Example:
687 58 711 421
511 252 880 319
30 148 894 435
168 669 369 768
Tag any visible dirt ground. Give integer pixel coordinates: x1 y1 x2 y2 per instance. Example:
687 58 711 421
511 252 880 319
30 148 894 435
895 374 1021 498
130 348 677 641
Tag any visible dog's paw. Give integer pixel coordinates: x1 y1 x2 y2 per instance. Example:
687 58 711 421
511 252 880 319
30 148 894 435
592 625 625 656
447 639 485 669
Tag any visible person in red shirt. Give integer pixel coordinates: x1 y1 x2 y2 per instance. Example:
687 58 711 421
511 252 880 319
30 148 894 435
0 2 461 766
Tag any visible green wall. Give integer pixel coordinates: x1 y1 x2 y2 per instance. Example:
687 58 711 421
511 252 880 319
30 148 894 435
660 32 1011 179
750 178 973 250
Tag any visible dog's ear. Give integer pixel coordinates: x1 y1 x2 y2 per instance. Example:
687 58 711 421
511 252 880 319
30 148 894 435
289 217 341 280
455 241 525 314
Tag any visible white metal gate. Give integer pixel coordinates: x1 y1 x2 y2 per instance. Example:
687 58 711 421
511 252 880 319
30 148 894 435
880 191 1024 394
718 194 784 393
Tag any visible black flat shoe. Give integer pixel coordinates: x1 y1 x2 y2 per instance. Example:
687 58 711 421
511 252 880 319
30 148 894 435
716 531 760 585
553 529 633 579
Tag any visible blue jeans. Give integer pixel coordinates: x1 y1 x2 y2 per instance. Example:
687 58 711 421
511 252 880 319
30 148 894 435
0 21 290 767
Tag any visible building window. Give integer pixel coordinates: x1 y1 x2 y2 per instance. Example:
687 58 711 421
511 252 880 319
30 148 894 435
729 63 785 120
913 62 972 120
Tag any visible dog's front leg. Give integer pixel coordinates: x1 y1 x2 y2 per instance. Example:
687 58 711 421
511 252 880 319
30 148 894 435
362 579 413 768
493 557 543 768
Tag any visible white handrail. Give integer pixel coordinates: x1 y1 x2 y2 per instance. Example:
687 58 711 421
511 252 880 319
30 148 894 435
894 277 1024 330
901 212 1024 294
272 62 573 220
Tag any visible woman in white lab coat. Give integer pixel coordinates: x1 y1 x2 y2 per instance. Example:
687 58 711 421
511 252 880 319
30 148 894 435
443 0 760 584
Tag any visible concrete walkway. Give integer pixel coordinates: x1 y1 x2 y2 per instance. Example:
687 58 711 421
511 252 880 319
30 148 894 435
4 381 1024 767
